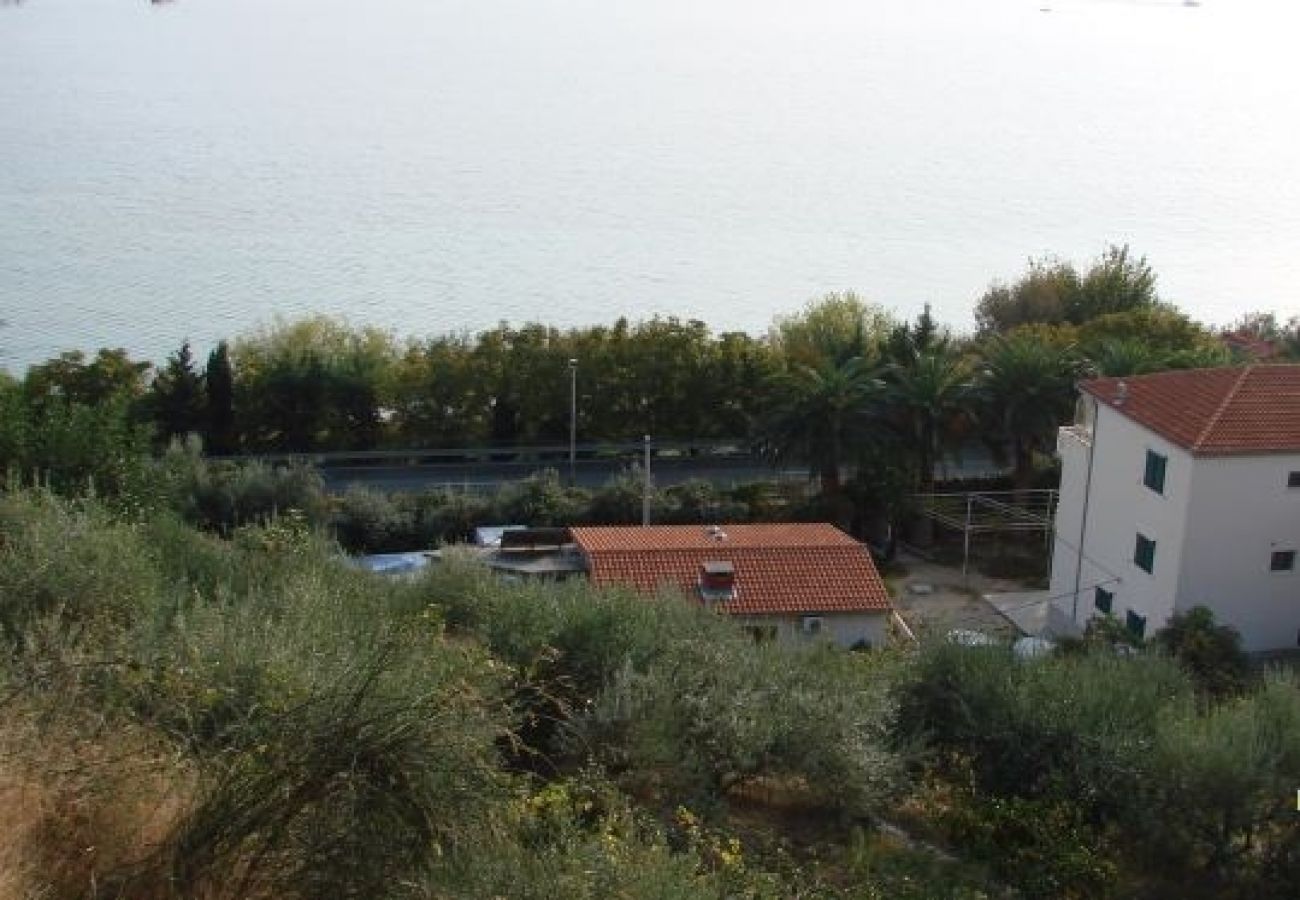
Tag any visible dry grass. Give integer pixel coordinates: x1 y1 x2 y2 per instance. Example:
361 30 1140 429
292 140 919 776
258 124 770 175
0 705 193 900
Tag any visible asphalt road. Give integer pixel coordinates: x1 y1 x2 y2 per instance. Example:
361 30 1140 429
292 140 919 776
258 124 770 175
315 447 1006 494
318 455 803 493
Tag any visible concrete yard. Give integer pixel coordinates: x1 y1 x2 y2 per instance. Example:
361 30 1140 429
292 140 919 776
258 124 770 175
886 552 1025 640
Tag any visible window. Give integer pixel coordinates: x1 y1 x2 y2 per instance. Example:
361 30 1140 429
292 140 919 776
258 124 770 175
1126 610 1147 640
1289 471 1300 488
1272 550 1297 573
1094 587 1114 614
1143 450 1167 494
1134 534 1157 574
745 625 778 644
800 615 825 636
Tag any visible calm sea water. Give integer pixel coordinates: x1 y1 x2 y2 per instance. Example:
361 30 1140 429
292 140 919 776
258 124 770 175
2 0 1299 370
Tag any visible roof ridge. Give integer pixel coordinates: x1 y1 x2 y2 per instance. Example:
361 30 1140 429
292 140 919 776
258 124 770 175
589 543 860 552
1191 365 1253 451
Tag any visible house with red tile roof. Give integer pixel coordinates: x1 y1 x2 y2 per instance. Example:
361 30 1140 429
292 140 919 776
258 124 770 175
1049 365 1300 651
570 523 894 648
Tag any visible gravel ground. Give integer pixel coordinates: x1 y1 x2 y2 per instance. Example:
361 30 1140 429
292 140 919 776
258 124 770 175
887 552 1024 640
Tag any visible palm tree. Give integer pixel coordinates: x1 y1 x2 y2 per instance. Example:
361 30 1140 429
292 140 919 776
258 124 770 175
756 357 883 495
974 336 1082 491
1084 338 1167 378
885 345 972 495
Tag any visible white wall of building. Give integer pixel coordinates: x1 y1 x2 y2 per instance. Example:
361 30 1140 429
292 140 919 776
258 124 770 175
734 611 889 649
1179 456 1300 652
1050 398 1193 637
1051 398 1300 651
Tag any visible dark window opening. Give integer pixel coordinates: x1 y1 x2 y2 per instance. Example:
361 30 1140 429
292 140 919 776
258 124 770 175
1271 550 1296 572
1134 534 1156 574
1094 587 1114 614
1143 450 1167 494
1126 610 1147 640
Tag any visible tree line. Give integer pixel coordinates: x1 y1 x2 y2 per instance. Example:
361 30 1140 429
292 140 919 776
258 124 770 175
1 245 1294 502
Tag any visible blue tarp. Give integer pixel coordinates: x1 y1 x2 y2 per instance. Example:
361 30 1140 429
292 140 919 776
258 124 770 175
351 552 432 575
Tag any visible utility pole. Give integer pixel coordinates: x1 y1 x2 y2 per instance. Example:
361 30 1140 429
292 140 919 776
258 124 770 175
642 434 652 527
568 358 578 487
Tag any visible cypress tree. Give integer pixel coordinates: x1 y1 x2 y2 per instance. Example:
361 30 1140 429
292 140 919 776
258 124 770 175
205 341 236 455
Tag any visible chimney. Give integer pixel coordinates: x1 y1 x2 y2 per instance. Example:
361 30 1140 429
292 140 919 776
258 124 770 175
1115 381 1128 406
699 560 736 600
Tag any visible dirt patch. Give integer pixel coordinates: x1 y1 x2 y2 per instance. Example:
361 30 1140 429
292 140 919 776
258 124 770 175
887 552 1023 640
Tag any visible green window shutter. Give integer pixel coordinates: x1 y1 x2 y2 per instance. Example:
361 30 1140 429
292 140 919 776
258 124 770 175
1094 587 1114 614
1143 450 1167 494
1126 610 1147 639
1134 534 1156 574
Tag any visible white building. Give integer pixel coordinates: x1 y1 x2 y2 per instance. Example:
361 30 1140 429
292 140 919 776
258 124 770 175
1049 365 1300 652
570 523 893 649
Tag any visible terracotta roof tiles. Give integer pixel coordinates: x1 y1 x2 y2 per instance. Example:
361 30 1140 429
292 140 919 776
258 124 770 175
1082 364 1300 456
570 524 892 617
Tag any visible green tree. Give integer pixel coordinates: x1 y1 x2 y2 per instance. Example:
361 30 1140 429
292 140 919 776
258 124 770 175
883 309 972 494
149 340 206 444
1069 244 1158 322
204 341 237 455
1078 305 1211 355
975 257 1079 334
232 317 398 451
1084 338 1170 377
24 348 152 411
1153 606 1251 699
756 356 883 495
976 245 1159 334
973 335 1081 490
770 292 893 368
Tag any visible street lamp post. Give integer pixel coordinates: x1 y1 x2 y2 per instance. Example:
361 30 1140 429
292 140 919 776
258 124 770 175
568 358 578 486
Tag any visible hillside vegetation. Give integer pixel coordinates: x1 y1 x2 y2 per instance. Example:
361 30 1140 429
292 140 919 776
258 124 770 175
1 491 1298 899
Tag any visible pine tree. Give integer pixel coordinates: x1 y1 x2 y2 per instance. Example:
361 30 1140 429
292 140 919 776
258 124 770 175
151 341 206 442
205 341 236 455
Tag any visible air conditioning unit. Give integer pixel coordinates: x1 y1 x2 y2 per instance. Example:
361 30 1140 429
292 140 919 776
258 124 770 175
800 615 825 636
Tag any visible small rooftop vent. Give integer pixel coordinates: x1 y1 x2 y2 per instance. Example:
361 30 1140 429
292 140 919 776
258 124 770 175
1115 381 1129 406
698 560 736 602
706 525 729 542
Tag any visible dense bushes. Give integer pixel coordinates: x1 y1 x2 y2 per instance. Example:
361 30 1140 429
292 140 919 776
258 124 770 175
894 641 1300 898
0 492 510 898
0 491 918 898
589 641 903 816
4 490 1300 899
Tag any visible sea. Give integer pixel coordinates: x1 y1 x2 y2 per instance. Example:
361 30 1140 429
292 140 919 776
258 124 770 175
2 0 1299 370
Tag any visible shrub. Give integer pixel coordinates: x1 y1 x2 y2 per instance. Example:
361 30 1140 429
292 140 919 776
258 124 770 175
496 470 585 527
942 794 1117 898
892 642 1192 811
1138 674 1300 889
331 485 418 553
422 556 732 765
154 442 329 534
588 641 903 816
584 468 666 525
154 641 508 900
423 774 782 899
0 490 162 646
0 701 192 900
1153 605 1252 699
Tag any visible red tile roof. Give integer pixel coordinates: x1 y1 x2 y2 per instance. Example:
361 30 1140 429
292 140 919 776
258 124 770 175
1081 364 1300 456
570 524 892 617
1219 332 1280 360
